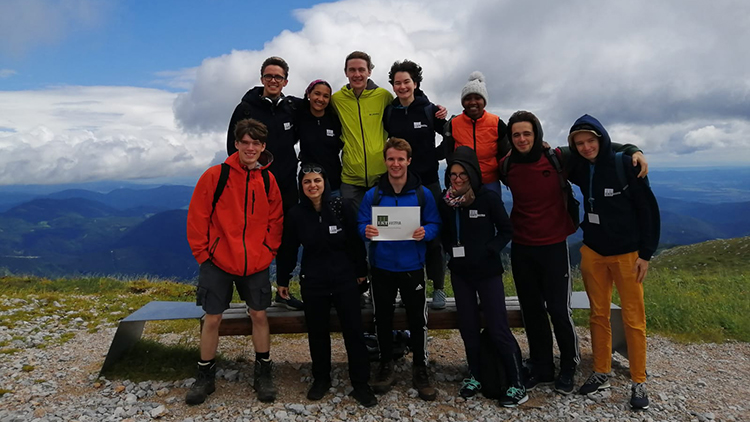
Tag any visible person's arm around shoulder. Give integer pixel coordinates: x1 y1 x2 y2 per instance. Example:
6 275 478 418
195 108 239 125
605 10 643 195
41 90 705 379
186 168 218 264
624 156 660 283
417 186 441 242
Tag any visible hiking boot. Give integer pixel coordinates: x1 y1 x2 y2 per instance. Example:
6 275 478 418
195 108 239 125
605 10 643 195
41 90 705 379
630 382 650 410
578 372 610 395
498 386 529 408
412 365 437 401
185 362 216 405
274 292 304 310
524 372 554 391
554 367 576 395
253 359 277 402
459 376 482 398
430 289 447 310
350 384 378 407
371 361 395 394
306 378 331 401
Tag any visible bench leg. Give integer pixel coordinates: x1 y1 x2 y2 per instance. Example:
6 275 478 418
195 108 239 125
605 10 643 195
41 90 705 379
99 320 146 375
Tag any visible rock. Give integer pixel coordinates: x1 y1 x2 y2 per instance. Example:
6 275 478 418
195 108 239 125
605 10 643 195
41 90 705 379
150 405 168 418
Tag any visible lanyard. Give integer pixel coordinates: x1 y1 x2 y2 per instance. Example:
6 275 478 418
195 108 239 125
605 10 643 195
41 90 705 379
455 209 462 246
588 163 596 213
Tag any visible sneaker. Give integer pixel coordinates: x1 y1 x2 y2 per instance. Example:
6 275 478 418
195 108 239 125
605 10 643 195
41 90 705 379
371 361 395 394
306 378 331 401
253 359 277 402
459 377 482 398
554 367 576 395
350 384 378 407
185 363 216 405
275 292 304 310
359 291 371 309
578 372 610 395
430 289 447 310
524 372 554 391
630 382 649 410
412 365 437 401
498 386 529 408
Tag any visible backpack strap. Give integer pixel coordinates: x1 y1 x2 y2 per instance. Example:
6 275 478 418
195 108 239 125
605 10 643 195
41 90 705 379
212 163 231 217
423 105 435 133
615 151 629 192
261 168 270 197
545 148 568 192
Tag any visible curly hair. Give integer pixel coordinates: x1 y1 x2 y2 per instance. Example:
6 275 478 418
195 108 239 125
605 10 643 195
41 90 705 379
388 60 423 88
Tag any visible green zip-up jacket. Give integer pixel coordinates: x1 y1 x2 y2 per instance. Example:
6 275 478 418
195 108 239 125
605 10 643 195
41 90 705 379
331 79 393 188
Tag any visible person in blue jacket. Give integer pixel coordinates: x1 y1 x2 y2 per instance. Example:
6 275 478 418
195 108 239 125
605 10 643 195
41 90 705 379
276 163 376 407
384 59 448 310
357 137 442 401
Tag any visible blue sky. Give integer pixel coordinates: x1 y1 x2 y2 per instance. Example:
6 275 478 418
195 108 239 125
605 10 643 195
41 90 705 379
1 0 749 185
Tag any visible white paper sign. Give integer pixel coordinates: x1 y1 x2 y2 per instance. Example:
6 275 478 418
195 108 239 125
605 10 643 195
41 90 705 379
371 206 421 241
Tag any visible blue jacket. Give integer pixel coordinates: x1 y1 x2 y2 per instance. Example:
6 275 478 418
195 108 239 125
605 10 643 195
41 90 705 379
358 172 441 272
567 114 660 260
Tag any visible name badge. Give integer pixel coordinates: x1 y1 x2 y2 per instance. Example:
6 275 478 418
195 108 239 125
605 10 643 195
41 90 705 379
284 122 293 131
329 225 340 234
413 121 425 129
452 246 466 257
604 188 614 197
469 210 485 218
326 129 334 137
588 213 600 225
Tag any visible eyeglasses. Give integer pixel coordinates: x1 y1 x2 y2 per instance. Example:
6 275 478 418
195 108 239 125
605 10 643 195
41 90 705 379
302 166 323 174
262 74 286 82
449 172 469 181
237 139 263 148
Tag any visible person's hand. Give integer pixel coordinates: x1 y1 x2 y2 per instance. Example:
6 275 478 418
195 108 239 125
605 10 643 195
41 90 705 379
435 105 448 120
356 277 367 284
412 226 425 241
542 141 551 149
632 151 648 178
365 224 379 240
277 286 290 299
633 258 649 283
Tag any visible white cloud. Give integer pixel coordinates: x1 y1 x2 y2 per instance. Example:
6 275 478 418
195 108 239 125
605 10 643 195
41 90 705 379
0 86 220 184
0 0 109 57
0 69 17 78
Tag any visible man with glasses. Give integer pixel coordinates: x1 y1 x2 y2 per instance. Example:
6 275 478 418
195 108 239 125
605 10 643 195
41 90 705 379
187 119 284 405
226 56 303 311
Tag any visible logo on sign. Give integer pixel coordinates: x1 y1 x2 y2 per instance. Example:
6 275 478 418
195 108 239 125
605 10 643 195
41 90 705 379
377 215 389 227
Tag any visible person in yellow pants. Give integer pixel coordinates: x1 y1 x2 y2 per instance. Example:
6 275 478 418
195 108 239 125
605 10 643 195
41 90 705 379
566 114 660 410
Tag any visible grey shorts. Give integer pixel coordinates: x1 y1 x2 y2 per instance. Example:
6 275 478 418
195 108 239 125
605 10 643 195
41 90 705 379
196 260 272 315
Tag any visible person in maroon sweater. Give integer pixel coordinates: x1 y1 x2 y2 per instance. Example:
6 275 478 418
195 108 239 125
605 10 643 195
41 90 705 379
500 111 646 395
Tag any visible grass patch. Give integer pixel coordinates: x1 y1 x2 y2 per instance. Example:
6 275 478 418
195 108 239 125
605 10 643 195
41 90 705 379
146 319 200 336
21 365 34 372
0 348 21 355
102 339 210 382
0 389 12 397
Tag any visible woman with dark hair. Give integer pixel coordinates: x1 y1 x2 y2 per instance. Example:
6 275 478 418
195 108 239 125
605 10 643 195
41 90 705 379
439 146 527 407
276 163 376 407
296 80 344 196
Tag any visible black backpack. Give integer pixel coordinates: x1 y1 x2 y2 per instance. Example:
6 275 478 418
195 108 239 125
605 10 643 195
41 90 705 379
500 149 581 230
477 329 508 399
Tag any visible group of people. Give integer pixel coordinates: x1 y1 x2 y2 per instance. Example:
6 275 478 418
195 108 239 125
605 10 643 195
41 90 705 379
185 51 661 412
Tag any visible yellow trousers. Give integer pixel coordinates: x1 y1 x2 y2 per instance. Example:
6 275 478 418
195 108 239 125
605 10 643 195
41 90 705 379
580 245 647 383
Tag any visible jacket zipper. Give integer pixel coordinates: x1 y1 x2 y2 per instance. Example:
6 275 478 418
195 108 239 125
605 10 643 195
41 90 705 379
472 120 477 150
357 98 368 187
242 170 250 276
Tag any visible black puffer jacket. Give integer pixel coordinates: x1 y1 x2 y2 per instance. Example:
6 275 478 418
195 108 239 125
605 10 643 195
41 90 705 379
439 146 513 279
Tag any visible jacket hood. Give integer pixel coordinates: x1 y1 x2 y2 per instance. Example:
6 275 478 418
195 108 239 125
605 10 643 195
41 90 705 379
568 114 613 162
508 114 545 164
297 163 332 209
377 169 423 196
226 148 274 171
389 89 430 108
340 79 381 99
445 146 482 191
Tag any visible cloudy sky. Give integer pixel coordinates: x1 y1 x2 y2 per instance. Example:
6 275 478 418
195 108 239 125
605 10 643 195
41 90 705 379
1 0 748 186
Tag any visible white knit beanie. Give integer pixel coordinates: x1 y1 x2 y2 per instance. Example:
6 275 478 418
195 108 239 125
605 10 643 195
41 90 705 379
461 71 488 103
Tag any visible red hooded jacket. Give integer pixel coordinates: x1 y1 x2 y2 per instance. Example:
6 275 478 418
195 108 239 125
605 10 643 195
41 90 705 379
187 151 283 276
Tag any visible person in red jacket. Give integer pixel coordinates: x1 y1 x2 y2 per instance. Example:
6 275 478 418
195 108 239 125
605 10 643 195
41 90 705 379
186 118 284 405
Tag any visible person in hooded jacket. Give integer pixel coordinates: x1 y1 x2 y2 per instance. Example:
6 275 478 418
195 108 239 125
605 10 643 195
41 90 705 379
276 163 376 408
439 146 527 407
225 56 304 311
566 114 660 411
186 118 283 405
296 80 344 196
499 111 647 395
383 59 448 310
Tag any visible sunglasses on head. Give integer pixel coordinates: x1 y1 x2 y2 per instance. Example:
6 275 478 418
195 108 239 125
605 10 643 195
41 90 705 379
302 166 323 174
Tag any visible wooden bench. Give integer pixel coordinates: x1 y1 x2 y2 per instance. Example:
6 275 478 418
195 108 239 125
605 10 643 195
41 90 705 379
100 292 627 375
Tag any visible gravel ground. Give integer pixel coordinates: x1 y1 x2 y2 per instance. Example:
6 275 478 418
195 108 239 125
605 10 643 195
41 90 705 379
1 299 749 422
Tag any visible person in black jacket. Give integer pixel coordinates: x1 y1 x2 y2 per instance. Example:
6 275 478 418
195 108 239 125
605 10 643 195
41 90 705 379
276 163 376 408
567 114 660 411
384 60 448 310
439 146 527 408
296 79 344 195
226 56 303 311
